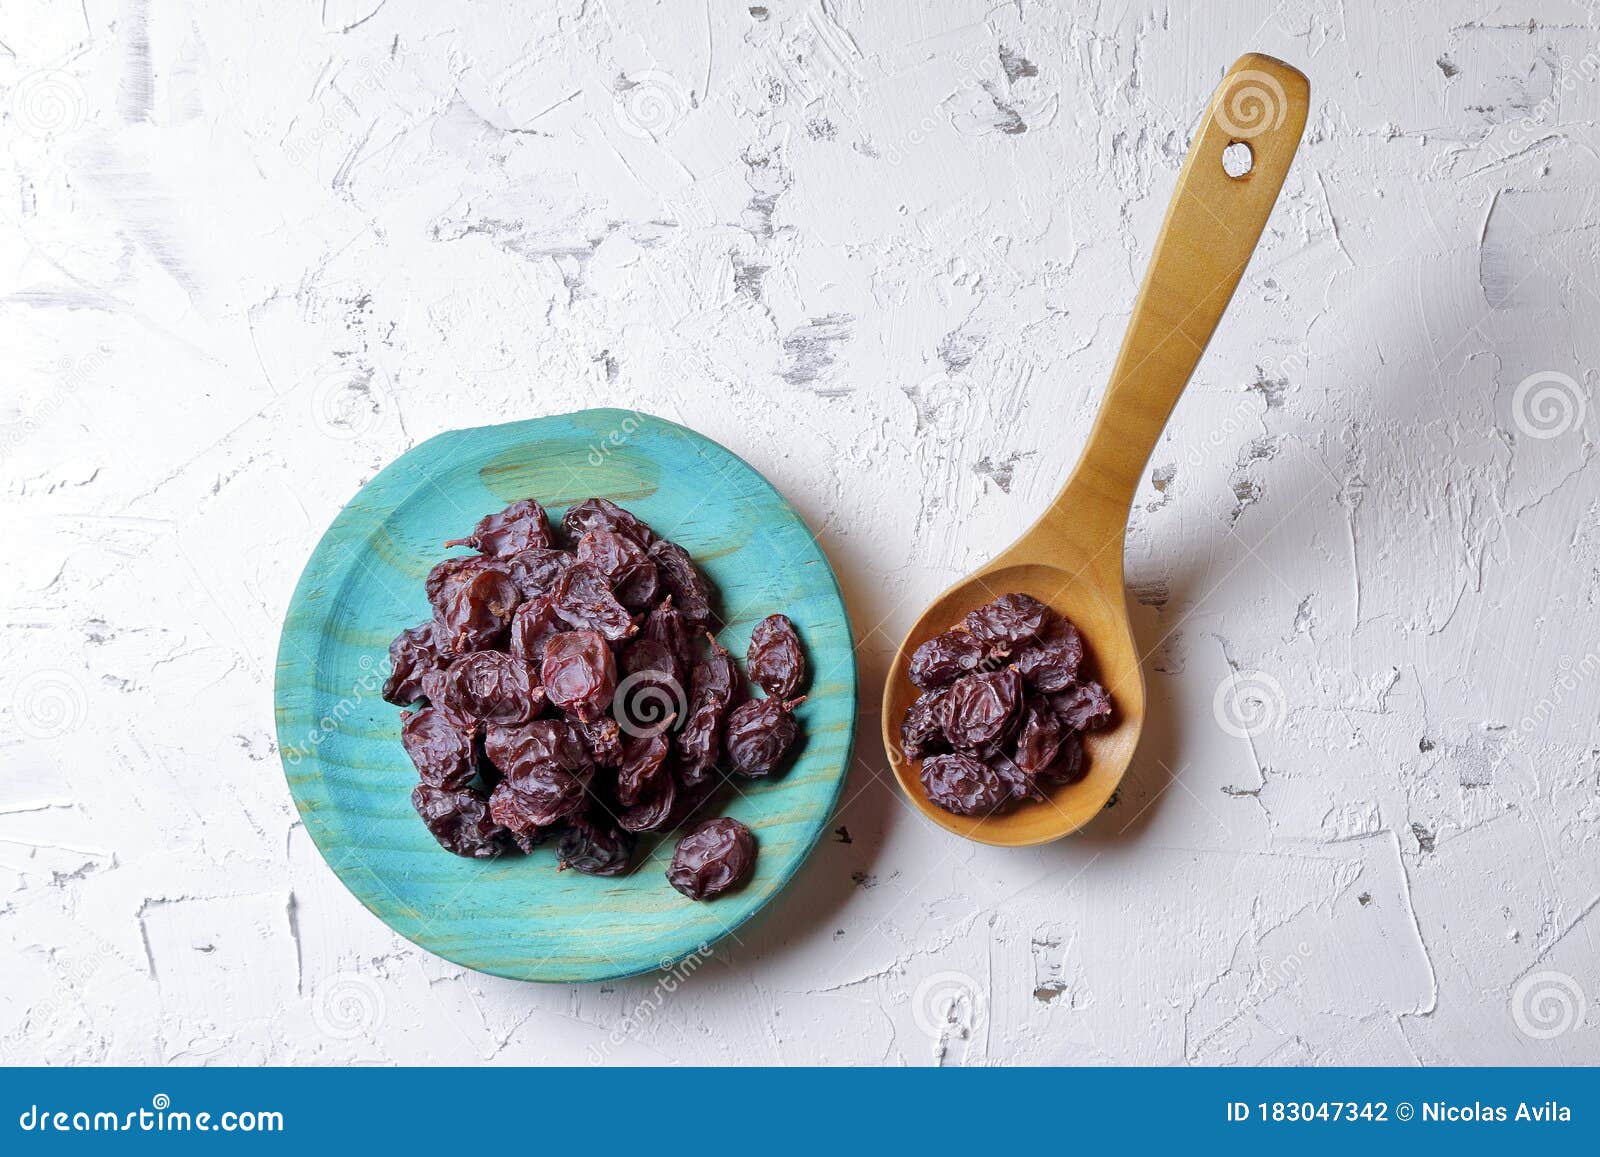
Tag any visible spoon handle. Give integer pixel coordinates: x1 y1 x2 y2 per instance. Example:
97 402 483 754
1050 53 1308 554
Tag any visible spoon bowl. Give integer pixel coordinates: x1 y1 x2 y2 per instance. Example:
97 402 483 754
883 53 1309 845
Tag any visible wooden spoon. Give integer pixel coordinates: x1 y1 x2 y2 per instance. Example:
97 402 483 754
882 53 1310 846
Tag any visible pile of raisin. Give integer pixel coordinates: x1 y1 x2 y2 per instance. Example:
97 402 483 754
899 593 1113 817
381 496 809 902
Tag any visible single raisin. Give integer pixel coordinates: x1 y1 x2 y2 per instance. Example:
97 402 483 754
561 498 656 549
411 783 507 858
433 565 520 655
383 622 443 705
1050 681 1114 731
918 753 1011 816
446 498 554 555
649 539 715 627
677 634 741 784
438 651 544 726
899 688 950 763
551 561 637 642
726 696 804 778
748 613 806 699
667 817 756 900
1015 620 1085 693
401 707 479 790
940 667 1023 750
541 629 617 722
964 593 1052 650
556 813 635 876
908 629 987 690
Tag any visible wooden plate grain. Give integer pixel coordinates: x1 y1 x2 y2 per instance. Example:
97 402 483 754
274 409 857 982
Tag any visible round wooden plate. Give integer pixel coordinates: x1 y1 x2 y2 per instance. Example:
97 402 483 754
274 409 857 982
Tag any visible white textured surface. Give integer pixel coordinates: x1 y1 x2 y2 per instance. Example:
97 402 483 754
4 0 1599 1065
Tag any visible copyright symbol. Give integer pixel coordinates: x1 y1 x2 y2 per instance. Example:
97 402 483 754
1396 1102 1414 1121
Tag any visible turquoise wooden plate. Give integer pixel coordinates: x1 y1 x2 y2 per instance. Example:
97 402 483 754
274 409 857 982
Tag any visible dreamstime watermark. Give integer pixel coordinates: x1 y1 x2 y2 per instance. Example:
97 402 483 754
17 1094 283 1134
1213 669 1286 739
1214 70 1289 140
1511 970 1587 1041
282 54 403 170
1510 370 1587 441
0 940 114 1060
282 654 383 766
9 669 89 741
911 970 985 1042
308 365 392 441
1516 652 1600 740
4 346 113 453
612 670 687 739
585 943 714 1064
586 409 650 466
9 68 86 138
612 71 691 140
311 971 387 1041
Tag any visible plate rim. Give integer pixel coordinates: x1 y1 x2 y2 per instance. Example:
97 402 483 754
273 407 859 983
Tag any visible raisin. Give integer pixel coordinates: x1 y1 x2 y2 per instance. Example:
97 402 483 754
433 566 520 655
1015 620 1085 693
908 630 987 690
1038 730 1086 785
963 593 1052 650
677 634 741 785
411 783 508 858
726 696 804 778
1050 681 1114 731
640 596 696 672
401 707 479 790
507 592 564 665
483 719 593 778
446 498 553 555
556 813 635 876
1013 698 1066 777
918 753 1011 816
541 630 617 722
383 622 443 705
940 667 1023 750
648 539 715 627
577 529 660 610
552 562 637 642
561 498 656 549
614 733 671 807
667 817 756 900
577 718 625 768
898 688 950 763
437 651 544 726
748 613 805 699
501 548 573 600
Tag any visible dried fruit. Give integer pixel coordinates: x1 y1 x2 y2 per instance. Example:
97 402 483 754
383 623 443 705
899 595 1111 819
401 707 479 790
411 783 507 858
963 592 1051 650
446 498 553 555
667 817 756 900
908 630 987 690
940 668 1023 750
556 813 635 876
748 613 805 699
552 562 637 642
899 689 949 763
541 630 617 723
919 753 1010 817
438 651 544 726
726 696 804 778
1050 681 1114 731
391 497 805 894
